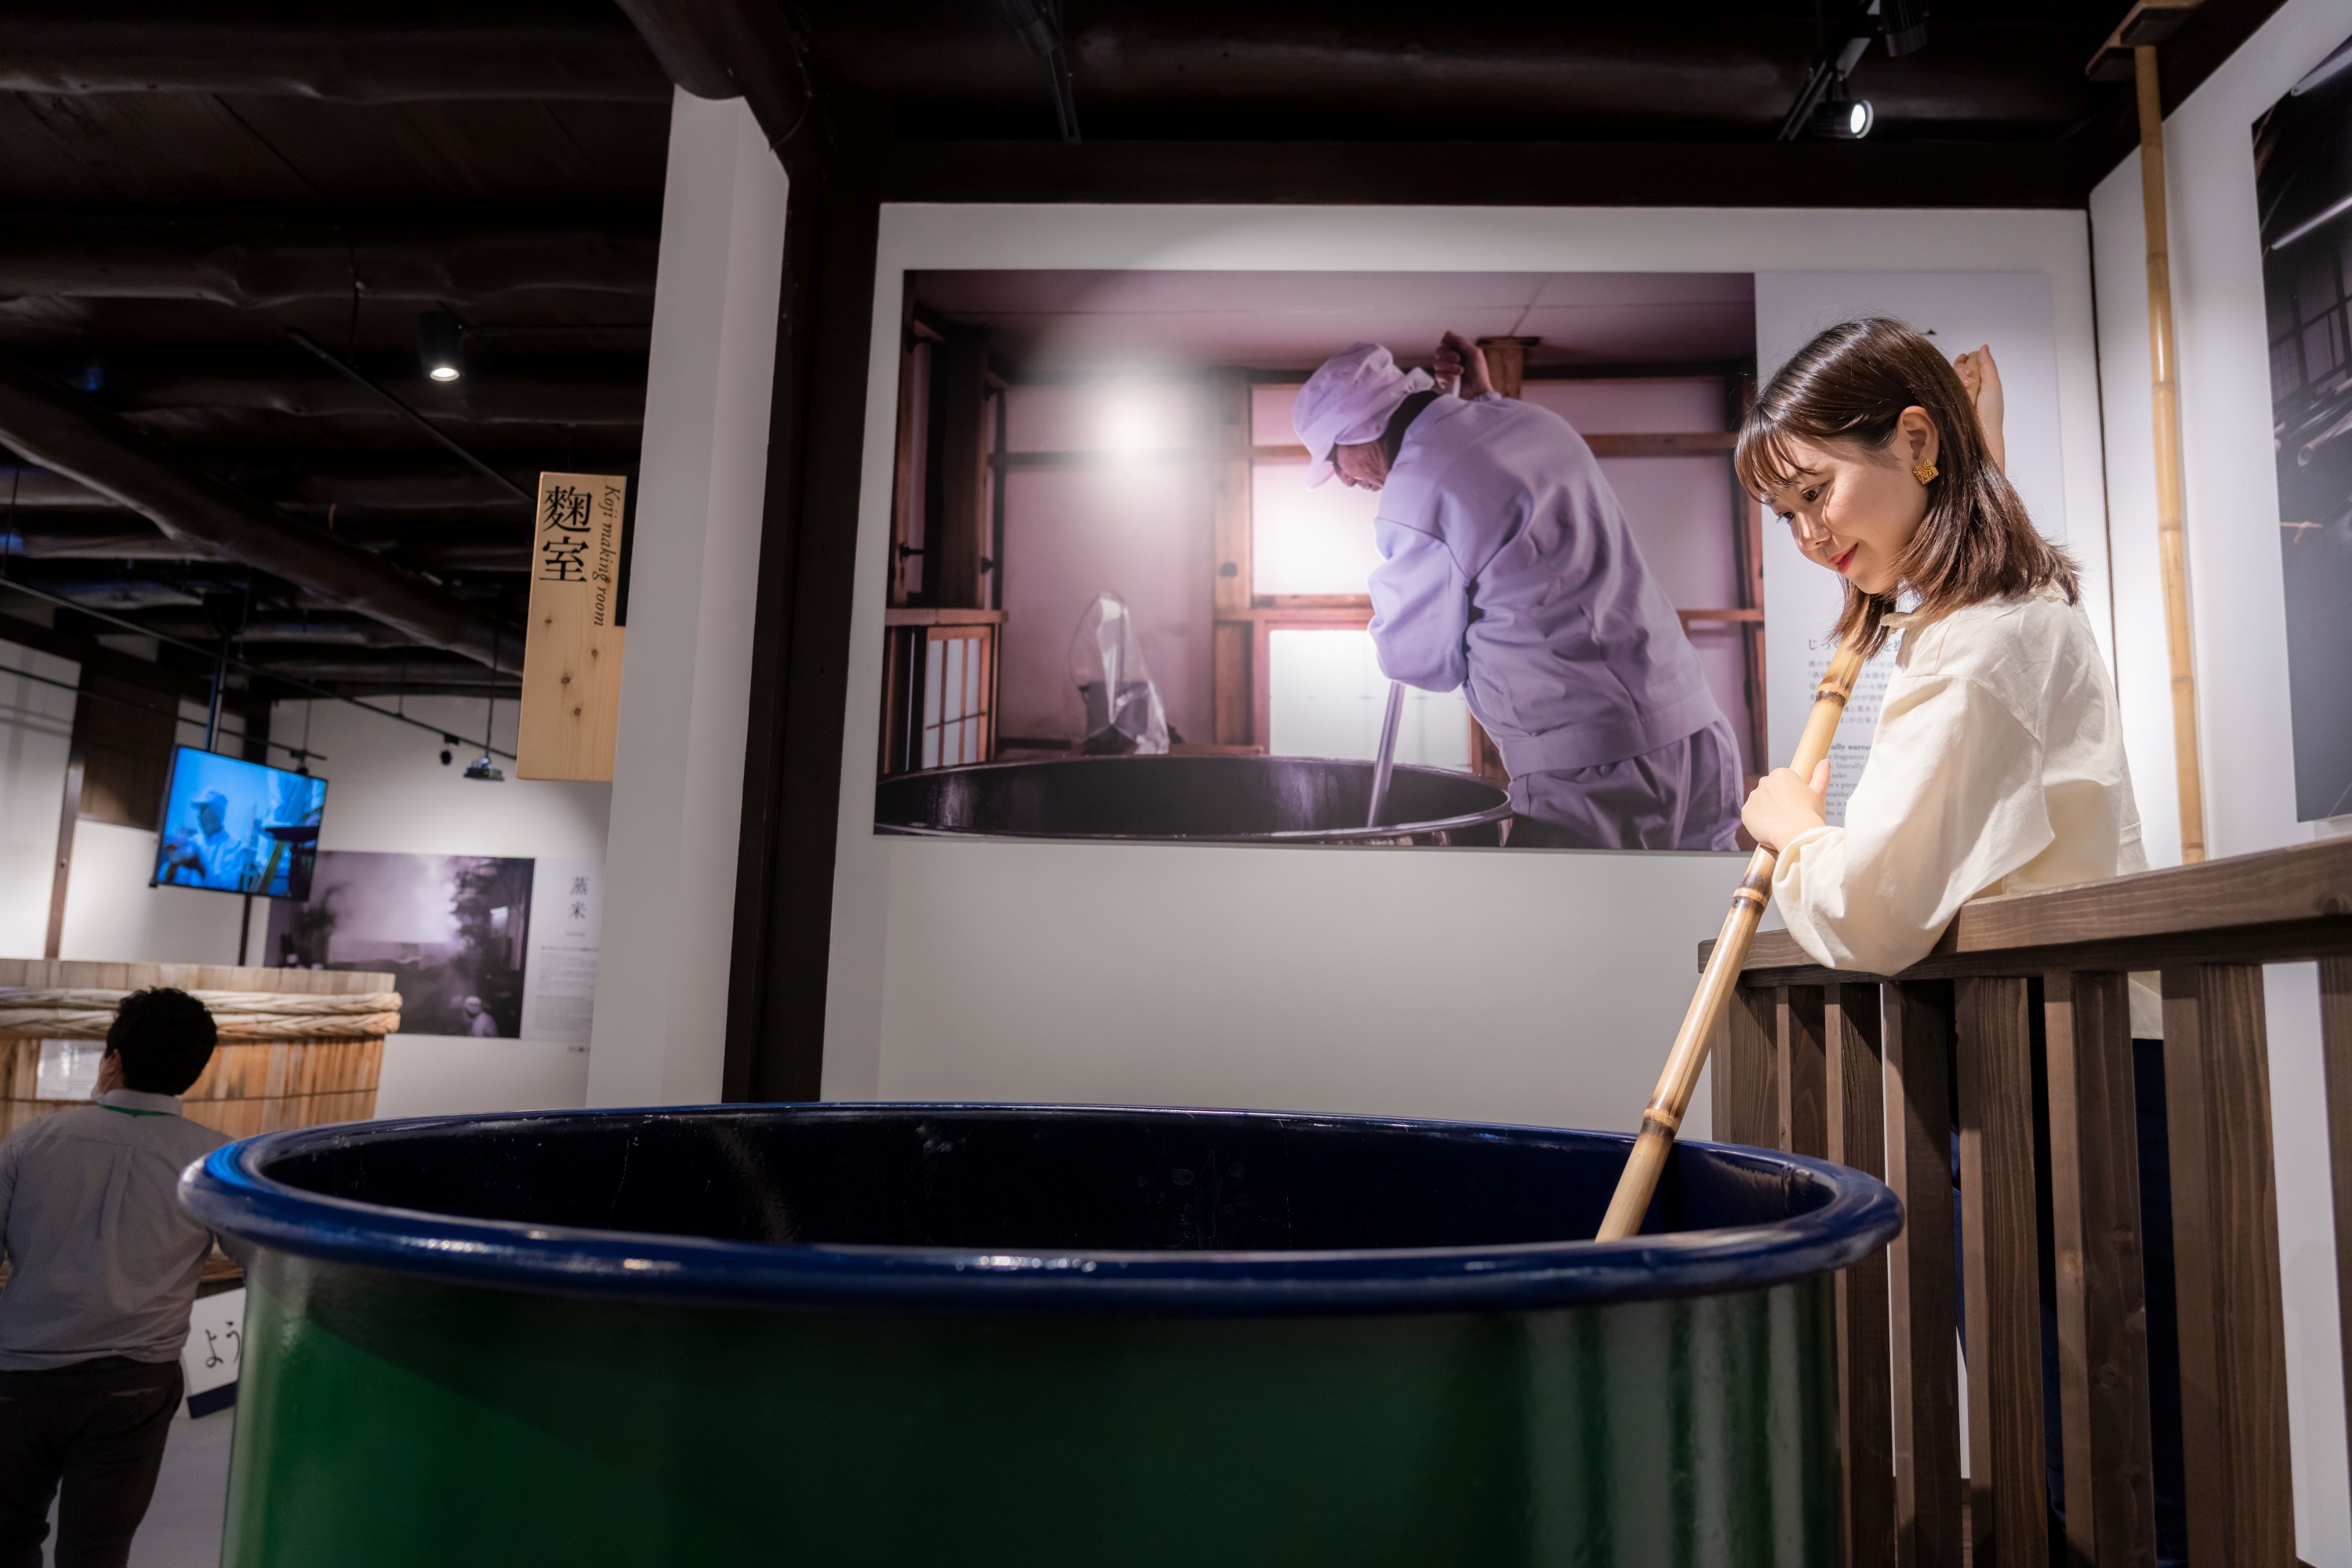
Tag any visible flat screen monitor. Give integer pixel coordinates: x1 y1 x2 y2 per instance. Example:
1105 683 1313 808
151 746 328 900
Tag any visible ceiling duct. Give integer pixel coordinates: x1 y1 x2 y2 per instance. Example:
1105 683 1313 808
0 358 510 669
610 0 815 162
0 12 671 102
0 219 657 308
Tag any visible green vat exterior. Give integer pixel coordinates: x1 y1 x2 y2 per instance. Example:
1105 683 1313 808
226 1248 1842 1567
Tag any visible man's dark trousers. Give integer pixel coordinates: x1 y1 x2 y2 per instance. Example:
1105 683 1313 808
0 1356 181 1568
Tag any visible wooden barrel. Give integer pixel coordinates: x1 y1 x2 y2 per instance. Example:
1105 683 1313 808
0 960 394 1142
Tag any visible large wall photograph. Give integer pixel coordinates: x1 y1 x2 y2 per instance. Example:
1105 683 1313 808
869 269 1767 852
2256 33 2352 822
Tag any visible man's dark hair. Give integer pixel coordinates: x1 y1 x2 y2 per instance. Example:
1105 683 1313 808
106 987 219 1095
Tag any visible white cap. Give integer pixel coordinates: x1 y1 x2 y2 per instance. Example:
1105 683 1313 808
1292 343 1434 488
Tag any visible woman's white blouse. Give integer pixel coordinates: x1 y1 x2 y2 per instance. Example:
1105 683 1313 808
1773 584 2149 999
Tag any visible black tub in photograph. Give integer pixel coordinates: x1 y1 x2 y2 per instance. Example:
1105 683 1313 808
873 754 1512 844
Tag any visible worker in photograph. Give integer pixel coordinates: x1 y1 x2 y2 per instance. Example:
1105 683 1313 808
156 789 258 891
1294 336 1741 849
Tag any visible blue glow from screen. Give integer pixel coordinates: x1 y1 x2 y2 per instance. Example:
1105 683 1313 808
153 747 328 899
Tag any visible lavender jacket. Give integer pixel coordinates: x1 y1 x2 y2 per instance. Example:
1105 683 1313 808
1367 394 1726 774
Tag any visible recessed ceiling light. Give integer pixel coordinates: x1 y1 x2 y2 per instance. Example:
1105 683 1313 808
419 310 465 384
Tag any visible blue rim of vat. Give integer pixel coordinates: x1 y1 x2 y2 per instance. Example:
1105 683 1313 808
183 1104 1903 1317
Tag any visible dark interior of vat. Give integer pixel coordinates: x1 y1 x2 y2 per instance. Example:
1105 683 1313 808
258 1108 1822 1252
872 755 1508 840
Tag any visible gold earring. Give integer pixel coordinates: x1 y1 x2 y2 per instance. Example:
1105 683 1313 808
1912 460 1939 485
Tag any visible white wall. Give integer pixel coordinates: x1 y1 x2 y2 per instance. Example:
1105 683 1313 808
56 822 247 965
586 89 788 1109
2090 1 2352 1554
44 689 254 967
274 693 608 1118
826 204 2107 1140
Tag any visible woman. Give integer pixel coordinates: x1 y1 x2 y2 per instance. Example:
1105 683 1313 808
1735 316 2182 1563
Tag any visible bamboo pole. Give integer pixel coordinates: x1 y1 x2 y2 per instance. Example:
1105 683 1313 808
2137 43 2208 863
1597 635 1870 1241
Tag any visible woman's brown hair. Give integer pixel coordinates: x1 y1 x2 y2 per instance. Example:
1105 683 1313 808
1735 316 2078 655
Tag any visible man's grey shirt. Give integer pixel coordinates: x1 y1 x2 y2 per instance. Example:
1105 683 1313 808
0 1090 239 1370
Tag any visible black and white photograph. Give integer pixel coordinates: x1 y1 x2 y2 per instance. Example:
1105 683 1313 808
264 851 535 1038
2256 31 2352 822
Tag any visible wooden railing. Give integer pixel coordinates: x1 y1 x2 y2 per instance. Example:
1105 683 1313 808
1707 835 2352 1567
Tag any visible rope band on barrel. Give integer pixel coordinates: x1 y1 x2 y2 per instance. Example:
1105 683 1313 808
0 988 403 1042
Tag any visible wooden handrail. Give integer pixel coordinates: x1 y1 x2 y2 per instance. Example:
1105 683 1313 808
1704 836 2352 984
1706 833 2350 1566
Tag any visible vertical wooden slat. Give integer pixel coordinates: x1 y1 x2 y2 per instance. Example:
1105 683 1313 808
932 325 991 609
42 727 85 959
1715 984 1778 1149
2042 969 2155 1568
2162 963 2293 1566
1210 621 1253 747
1884 980 1963 1568
1955 977 2049 1567
2322 955 2352 1537
1779 985 1829 1158
1208 367 1254 749
1828 983 1895 1568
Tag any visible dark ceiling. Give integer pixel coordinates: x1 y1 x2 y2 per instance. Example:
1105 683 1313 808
0 0 2287 701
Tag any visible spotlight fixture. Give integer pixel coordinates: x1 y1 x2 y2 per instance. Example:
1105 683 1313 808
1807 80 1875 139
419 310 465 383
463 754 504 782
1878 0 1929 57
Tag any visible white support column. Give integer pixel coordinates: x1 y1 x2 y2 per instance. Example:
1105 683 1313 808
587 90 788 1107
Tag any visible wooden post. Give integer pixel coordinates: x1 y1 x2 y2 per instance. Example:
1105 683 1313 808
1883 980 1963 1568
1715 985 1778 1149
933 325 992 610
42 717 85 960
1209 367 1254 746
2161 963 2293 1564
1777 985 1828 1158
1474 335 1539 400
2043 969 2158 1568
2323 956 2352 1540
2136 45 2208 862
1826 983 1896 1568
1954 977 2048 1568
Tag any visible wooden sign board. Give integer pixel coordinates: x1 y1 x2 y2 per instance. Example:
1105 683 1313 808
517 472 627 782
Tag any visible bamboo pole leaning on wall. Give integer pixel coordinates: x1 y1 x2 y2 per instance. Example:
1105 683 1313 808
2136 41 2209 862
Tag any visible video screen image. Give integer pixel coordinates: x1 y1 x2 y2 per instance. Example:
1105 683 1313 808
152 746 329 899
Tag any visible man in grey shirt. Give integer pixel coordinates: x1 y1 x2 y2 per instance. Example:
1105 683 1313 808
0 987 244 1568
